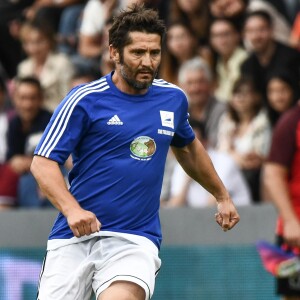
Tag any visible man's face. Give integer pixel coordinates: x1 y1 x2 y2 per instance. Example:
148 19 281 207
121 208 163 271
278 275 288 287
180 69 211 107
243 16 273 53
113 31 161 91
14 83 42 123
210 20 239 57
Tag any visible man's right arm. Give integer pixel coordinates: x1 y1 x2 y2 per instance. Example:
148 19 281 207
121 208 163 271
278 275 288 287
263 163 300 247
30 156 101 237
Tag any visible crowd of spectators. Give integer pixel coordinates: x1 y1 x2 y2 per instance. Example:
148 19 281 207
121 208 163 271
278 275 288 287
1 0 300 210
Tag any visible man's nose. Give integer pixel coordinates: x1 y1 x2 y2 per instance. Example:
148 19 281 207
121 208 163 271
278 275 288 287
141 53 152 66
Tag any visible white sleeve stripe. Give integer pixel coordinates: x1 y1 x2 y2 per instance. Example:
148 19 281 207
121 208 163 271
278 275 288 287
44 85 109 158
152 82 183 92
38 79 107 156
37 79 108 157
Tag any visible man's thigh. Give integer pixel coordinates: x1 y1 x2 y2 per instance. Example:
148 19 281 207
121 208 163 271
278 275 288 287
37 239 96 300
93 235 161 300
98 281 145 300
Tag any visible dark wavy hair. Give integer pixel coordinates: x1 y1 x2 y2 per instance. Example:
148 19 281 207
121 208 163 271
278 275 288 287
109 4 166 55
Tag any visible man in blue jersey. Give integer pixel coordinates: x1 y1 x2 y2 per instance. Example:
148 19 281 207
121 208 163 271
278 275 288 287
31 4 240 300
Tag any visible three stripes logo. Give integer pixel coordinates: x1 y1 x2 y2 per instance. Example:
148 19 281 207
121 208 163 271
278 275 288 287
107 115 123 125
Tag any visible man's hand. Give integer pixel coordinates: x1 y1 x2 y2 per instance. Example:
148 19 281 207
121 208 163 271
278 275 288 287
283 218 300 248
215 199 240 231
66 207 101 237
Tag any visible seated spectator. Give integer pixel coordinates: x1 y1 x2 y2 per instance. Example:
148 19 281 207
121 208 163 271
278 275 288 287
178 57 226 148
266 72 299 127
6 77 52 207
209 17 248 103
159 21 201 85
166 119 251 207
18 20 74 112
247 0 291 46
217 77 272 202
241 10 300 101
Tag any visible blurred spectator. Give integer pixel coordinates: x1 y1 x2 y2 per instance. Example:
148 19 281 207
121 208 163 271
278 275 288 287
17 20 74 112
247 0 291 45
209 0 248 31
167 0 211 49
209 17 248 103
263 103 300 298
6 77 51 166
217 77 272 202
241 10 300 101
166 119 251 207
2 77 52 208
0 0 33 79
266 72 299 127
178 57 226 148
159 21 200 85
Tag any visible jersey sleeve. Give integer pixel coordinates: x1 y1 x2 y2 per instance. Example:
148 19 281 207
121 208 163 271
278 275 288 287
171 91 195 147
34 87 92 164
268 109 299 168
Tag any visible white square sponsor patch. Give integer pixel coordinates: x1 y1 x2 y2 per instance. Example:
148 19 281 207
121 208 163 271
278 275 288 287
160 110 174 129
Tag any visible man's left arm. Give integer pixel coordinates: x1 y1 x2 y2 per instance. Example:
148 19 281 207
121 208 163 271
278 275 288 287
171 138 240 231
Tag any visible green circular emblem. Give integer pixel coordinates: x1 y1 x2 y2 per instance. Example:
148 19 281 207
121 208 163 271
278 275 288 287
130 136 156 158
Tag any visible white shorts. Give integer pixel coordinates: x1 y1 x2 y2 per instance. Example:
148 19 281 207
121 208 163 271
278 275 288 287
37 234 161 300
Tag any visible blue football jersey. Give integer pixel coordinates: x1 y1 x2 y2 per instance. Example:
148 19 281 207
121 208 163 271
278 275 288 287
34 72 195 249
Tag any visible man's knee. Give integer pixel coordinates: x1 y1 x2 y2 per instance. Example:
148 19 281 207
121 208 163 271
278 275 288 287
98 280 146 300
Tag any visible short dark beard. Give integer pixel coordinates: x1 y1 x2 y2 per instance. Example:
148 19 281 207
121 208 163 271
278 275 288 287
120 67 153 90
119 52 157 90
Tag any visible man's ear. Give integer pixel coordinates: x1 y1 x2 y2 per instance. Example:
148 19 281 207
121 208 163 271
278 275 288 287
109 45 120 64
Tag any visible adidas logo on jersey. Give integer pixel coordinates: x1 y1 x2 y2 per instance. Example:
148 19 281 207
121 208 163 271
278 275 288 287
107 115 123 125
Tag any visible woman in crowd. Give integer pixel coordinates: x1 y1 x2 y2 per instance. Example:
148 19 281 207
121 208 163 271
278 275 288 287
217 77 272 202
209 17 248 103
159 21 201 85
266 72 299 127
17 20 74 112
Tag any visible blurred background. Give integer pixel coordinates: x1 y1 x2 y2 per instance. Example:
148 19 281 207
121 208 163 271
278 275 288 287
1 0 300 298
